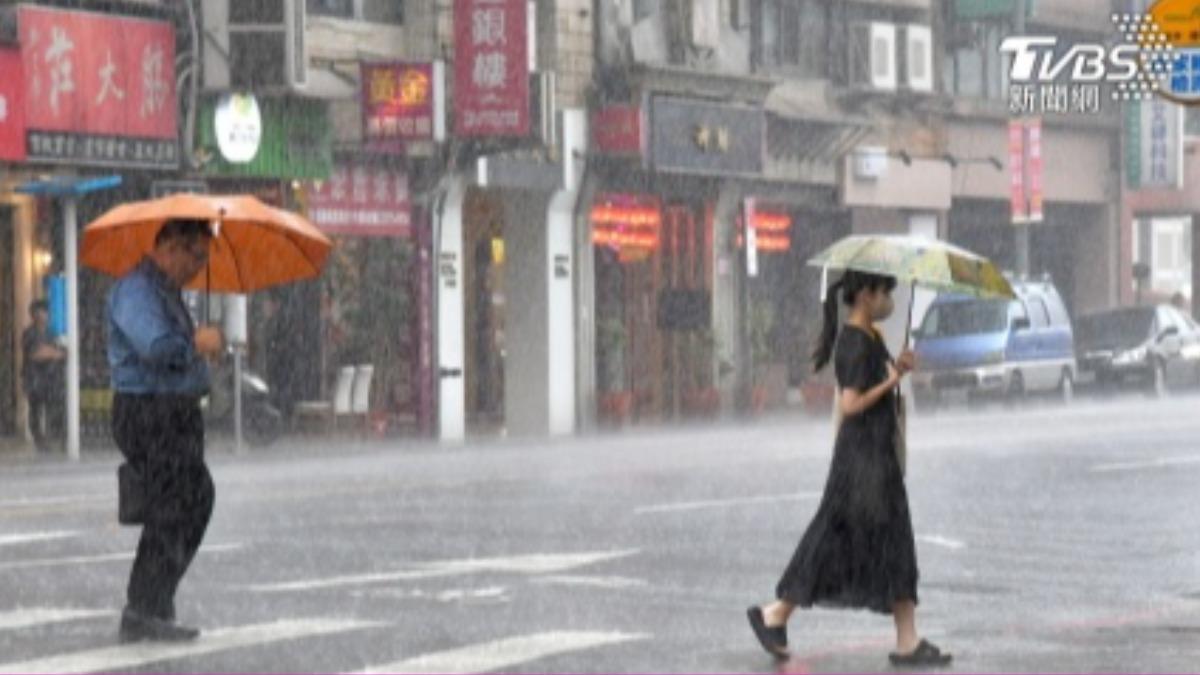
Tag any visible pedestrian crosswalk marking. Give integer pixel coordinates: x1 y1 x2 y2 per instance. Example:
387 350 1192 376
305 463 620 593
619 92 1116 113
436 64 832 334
918 535 967 551
0 618 379 675
0 531 80 547
0 608 114 631
1090 454 1200 473
249 549 639 593
0 495 108 510
533 575 648 589
0 543 244 572
634 492 820 514
350 630 649 674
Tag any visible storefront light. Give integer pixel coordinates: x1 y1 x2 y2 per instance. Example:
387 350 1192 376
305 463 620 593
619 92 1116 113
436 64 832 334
593 228 659 250
756 234 791 252
752 212 792 233
34 248 53 273
590 204 662 228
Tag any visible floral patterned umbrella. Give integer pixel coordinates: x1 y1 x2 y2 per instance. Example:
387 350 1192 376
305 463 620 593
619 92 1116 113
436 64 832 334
808 235 1016 347
808 235 1015 300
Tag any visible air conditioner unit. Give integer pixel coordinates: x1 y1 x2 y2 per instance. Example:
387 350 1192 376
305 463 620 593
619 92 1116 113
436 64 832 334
202 0 308 92
854 146 888 180
686 0 721 50
901 24 934 93
630 13 669 64
848 22 897 92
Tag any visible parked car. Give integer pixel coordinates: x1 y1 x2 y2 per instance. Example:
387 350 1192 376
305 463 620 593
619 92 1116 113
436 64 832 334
911 279 1077 410
1075 305 1200 396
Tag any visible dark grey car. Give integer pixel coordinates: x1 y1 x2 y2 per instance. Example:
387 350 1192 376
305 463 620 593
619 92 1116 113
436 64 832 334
1075 305 1200 396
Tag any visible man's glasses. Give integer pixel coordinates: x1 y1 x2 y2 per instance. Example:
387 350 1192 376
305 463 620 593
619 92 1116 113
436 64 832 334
185 243 210 265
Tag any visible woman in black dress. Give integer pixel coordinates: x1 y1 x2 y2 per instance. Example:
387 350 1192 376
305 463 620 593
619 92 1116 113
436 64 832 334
747 270 951 668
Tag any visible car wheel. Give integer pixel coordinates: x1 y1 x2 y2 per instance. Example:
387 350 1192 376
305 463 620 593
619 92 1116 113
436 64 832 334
1151 360 1168 399
1059 370 1074 405
1005 372 1025 409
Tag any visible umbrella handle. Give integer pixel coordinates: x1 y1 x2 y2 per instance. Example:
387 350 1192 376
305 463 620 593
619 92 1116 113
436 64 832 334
903 278 916 352
205 262 211 325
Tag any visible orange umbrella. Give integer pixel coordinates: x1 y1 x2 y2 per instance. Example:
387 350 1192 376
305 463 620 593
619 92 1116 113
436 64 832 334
82 193 332 293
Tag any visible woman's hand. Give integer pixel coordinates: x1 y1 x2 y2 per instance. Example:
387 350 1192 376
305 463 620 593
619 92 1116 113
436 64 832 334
886 362 903 388
895 350 916 375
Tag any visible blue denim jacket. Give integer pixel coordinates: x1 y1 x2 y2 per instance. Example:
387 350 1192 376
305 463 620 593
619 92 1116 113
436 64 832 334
107 258 209 396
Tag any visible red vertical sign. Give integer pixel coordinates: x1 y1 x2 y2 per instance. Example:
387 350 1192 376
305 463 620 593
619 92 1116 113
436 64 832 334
453 0 529 137
1026 118 1044 223
1008 119 1027 224
0 48 26 161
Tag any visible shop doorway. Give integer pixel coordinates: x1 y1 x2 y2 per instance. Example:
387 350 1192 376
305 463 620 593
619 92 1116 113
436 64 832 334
593 196 714 424
463 189 507 434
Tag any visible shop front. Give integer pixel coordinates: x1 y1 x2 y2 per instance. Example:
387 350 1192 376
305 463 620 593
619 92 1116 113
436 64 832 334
946 118 1119 317
0 5 181 450
588 95 765 425
302 158 426 436
194 93 334 430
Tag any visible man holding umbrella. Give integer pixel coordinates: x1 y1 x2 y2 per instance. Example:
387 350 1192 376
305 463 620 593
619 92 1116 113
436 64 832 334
85 193 331 642
108 219 223 642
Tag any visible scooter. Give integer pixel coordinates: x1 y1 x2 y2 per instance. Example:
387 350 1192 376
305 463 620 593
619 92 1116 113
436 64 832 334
202 351 284 447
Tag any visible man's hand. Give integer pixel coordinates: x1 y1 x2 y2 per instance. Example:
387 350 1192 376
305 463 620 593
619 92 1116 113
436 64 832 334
33 344 65 361
194 326 224 358
895 350 917 375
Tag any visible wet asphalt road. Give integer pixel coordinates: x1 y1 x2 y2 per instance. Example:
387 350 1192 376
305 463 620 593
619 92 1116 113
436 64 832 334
2 391 1200 673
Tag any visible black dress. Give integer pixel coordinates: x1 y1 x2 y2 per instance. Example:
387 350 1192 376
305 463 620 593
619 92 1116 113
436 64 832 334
776 324 919 615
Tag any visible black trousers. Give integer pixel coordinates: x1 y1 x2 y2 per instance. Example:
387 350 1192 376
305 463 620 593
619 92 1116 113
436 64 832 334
112 393 215 620
26 389 61 449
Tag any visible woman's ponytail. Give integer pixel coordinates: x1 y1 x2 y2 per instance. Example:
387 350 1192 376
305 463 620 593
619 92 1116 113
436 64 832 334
810 270 897 372
811 279 844 372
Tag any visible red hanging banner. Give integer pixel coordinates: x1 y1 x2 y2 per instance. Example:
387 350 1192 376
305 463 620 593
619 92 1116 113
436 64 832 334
1026 117 1044 224
453 0 529 137
1008 119 1027 224
306 162 412 238
362 62 438 145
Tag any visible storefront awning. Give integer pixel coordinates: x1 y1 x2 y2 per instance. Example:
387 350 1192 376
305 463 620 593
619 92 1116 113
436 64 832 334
299 66 359 101
763 82 874 163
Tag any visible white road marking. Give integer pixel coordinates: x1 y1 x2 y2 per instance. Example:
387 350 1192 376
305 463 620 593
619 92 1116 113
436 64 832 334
435 587 510 603
0 608 114 631
533 575 648 589
0 531 79 547
918 535 967 551
351 631 649 675
1090 455 1200 473
634 492 820 514
249 549 639 593
0 494 108 509
0 543 244 572
0 618 378 675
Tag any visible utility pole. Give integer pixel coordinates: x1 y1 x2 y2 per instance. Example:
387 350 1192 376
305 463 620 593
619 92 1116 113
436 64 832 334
1013 0 1031 278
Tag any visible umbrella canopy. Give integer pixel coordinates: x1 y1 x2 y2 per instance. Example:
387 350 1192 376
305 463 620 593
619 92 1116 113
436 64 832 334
83 193 332 293
807 235 1016 300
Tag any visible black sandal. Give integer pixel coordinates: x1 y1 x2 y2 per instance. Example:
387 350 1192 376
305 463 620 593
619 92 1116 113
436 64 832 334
746 606 789 659
889 639 953 668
